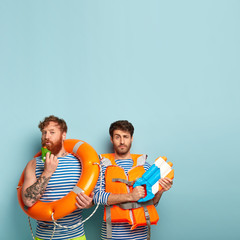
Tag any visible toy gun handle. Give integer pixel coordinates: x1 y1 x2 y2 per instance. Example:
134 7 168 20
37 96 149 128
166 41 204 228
133 156 174 203
133 164 161 203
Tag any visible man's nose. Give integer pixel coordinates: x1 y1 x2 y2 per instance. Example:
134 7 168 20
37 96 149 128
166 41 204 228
45 132 50 139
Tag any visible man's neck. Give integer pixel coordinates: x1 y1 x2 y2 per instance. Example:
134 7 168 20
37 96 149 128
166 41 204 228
56 148 68 158
114 152 131 160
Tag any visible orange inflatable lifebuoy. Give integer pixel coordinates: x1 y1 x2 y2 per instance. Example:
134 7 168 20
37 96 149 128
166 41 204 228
17 139 100 221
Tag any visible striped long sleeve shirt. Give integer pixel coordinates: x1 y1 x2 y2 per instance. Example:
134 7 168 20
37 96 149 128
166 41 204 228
93 158 151 240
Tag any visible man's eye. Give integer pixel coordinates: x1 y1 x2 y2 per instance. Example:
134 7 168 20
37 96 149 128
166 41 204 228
50 132 55 134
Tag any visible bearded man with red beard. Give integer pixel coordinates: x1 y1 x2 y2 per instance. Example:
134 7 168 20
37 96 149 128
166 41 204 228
93 120 173 240
21 115 93 240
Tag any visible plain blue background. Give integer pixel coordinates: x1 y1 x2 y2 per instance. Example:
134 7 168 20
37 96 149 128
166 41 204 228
0 0 239 239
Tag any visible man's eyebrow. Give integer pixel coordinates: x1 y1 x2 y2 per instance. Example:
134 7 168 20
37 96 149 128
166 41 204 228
43 128 55 132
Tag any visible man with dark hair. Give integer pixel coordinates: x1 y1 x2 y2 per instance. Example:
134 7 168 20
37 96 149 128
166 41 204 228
94 120 173 240
22 116 93 240
109 120 134 138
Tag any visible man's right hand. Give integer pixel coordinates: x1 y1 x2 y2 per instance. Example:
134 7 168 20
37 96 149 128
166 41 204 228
44 152 59 175
130 186 145 202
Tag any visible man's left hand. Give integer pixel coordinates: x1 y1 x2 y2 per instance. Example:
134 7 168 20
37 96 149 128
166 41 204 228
159 177 173 192
76 192 94 209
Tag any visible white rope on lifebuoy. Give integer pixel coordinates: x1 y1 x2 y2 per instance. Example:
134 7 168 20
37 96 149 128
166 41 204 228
28 216 56 240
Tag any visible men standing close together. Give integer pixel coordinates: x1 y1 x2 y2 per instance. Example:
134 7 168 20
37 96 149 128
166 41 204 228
20 116 173 240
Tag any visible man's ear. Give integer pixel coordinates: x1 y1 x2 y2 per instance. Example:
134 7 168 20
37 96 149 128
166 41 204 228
62 132 66 141
110 136 113 143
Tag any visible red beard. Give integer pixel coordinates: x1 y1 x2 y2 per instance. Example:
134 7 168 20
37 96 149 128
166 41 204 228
42 137 63 155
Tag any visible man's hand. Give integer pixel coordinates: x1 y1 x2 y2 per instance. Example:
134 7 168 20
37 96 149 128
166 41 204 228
76 192 94 209
159 177 173 192
130 186 145 202
152 177 173 205
44 152 59 175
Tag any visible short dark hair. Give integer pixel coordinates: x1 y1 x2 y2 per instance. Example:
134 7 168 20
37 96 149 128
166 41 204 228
38 115 67 133
109 120 134 137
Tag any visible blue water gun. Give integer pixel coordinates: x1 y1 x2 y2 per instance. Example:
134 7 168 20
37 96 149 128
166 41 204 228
133 156 174 203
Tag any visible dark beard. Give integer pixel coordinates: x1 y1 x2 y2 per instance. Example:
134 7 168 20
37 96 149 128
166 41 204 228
115 144 131 156
42 137 63 155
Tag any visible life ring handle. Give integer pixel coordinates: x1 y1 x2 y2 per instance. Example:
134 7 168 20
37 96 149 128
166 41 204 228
17 139 100 221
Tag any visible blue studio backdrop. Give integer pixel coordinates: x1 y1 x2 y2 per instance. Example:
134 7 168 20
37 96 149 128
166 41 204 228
0 1 239 239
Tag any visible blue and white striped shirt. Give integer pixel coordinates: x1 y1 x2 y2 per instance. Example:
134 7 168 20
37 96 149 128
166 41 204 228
93 158 151 240
35 154 84 240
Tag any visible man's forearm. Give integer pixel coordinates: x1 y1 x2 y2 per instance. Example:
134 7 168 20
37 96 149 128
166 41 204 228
107 186 145 205
107 193 133 205
23 174 51 207
153 190 163 205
